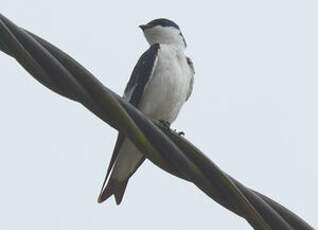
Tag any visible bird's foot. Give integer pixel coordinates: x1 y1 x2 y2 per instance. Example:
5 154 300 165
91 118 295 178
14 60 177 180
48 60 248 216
176 130 185 136
159 120 171 130
158 120 185 136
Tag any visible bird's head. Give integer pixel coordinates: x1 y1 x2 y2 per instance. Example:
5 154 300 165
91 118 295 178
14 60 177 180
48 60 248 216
139 18 187 49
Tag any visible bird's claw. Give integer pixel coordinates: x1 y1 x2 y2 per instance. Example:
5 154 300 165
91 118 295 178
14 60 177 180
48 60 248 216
158 120 185 136
159 120 171 129
177 131 185 136
173 129 185 136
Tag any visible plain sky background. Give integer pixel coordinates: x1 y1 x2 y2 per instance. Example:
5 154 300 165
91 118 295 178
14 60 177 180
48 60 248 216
0 1 317 229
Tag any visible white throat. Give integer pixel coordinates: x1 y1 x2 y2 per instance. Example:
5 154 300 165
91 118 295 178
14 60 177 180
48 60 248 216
143 26 186 50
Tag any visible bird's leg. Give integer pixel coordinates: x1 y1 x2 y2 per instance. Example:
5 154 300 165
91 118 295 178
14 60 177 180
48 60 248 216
158 120 185 136
159 120 171 130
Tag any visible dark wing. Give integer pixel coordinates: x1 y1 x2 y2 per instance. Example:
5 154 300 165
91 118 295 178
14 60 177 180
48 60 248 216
108 43 160 173
98 44 160 203
186 56 195 101
124 43 160 106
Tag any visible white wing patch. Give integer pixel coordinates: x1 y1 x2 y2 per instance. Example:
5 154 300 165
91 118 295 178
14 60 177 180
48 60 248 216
142 54 159 93
123 84 137 101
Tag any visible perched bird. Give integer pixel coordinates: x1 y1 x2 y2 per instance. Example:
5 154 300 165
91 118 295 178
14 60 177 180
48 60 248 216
98 18 195 204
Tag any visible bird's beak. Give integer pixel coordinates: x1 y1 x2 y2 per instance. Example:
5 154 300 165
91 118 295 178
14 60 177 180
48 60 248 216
139 24 147 31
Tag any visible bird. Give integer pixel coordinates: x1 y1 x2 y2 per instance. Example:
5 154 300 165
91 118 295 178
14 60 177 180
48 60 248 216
98 18 195 205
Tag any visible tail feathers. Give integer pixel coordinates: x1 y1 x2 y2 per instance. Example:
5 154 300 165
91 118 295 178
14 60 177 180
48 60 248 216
98 178 128 205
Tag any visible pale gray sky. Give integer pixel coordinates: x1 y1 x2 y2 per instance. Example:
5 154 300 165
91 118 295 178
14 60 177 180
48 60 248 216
0 1 317 229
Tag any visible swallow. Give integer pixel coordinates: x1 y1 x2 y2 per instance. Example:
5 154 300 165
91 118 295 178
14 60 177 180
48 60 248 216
98 18 195 204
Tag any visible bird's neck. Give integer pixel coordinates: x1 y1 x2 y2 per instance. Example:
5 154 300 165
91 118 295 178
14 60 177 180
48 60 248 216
163 43 186 53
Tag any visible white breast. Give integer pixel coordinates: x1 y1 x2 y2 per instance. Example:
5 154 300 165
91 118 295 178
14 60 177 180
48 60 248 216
138 44 193 123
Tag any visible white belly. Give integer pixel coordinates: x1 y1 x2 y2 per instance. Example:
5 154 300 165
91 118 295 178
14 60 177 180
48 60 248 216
138 45 192 123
